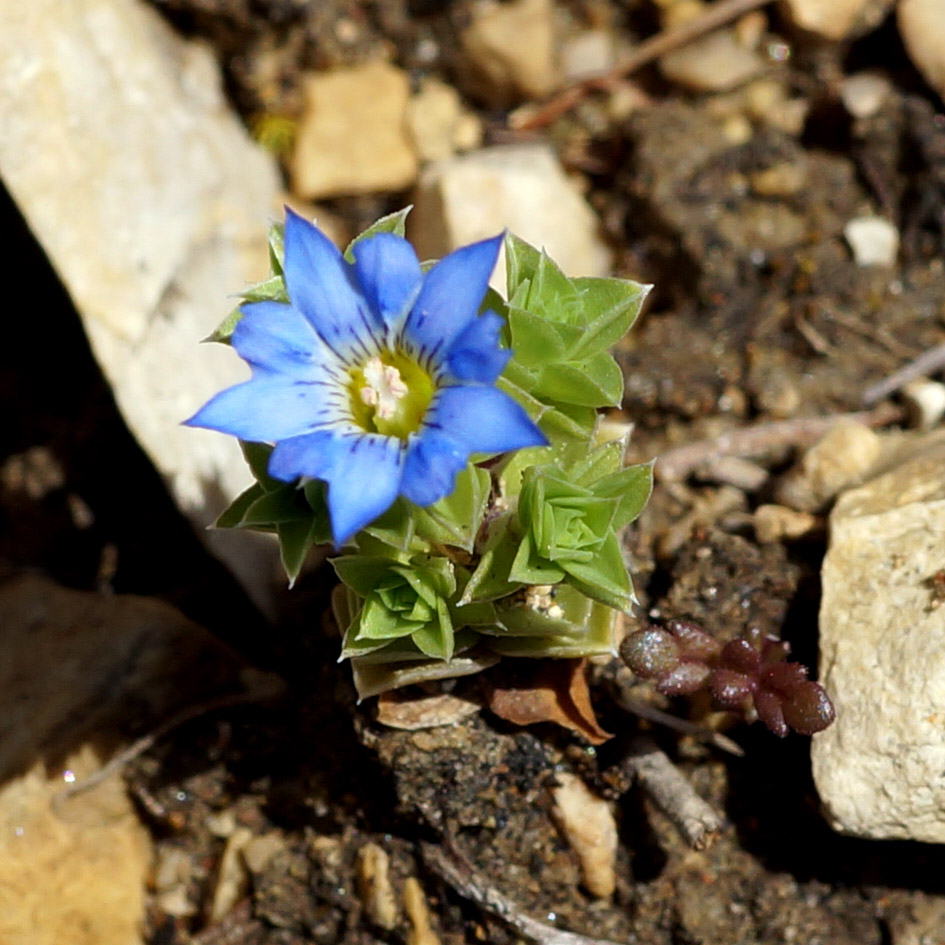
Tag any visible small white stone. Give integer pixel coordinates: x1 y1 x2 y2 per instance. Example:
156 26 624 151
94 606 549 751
901 378 945 430
844 215 900 267
459 0 559 105
410 144 612 295
780 0 895 41
406 78 467 163
291 60 418 199
898 0 945 104
839 72 892 119
561 29 617 82
660 28 766 92
813 437 945 841
551 773 618 899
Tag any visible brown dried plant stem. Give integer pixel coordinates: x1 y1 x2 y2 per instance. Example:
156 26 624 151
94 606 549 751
623 735 723 849
513 0 774 130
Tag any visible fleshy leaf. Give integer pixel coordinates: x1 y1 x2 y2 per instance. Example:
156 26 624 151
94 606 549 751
532 353 624 408
592 461 654 529
568 277 650 359
413 465 491 552
344 207 412 263
214 483 265 529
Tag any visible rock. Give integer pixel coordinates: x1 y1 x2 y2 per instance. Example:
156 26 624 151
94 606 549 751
561 29 617 81
898 0 945 105
844 215 900 267
291 60 418 199
410 144 612 292
551 773 618 899
660 29 766 92
775 422 883 512
839 71 893 119
754 504 820 543
459 0 559 106
356 843 398 930
0 0 282 608
0 572 251 942
813 438 945 841
405 78 482 164
403 876 440 945
780 0 895 40
0 746 151 945
901 378 945 430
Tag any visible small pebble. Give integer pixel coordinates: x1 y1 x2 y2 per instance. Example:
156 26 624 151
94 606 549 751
901 378 945 430
754 504 820 543
551 773 618 899
356 842 398 930
404 877 440 945
844 216 899 267
839 72 892 119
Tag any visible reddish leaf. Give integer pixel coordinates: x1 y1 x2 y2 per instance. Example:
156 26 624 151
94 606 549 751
483 659 613 745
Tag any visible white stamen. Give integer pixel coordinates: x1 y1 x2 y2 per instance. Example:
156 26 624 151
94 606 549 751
359 356 407 420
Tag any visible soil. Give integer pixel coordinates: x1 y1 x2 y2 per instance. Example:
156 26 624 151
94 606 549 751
4 1 945 943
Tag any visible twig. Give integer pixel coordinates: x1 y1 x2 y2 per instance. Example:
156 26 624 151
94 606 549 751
614 689 744 757
512 0 774 130
55 672 285 804
862 341 945 406
827 308 920 361
656 402 901 481
623 736 723 849
422 841 626 945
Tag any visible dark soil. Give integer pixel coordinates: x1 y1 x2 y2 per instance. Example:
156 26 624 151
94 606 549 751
5 1 945 943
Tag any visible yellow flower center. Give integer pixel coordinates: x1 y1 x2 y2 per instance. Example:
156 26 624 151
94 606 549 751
348 351 435 439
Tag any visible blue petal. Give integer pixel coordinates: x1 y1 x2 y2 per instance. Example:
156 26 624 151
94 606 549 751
401 431 468 506
352 233 423 331
403 234 502 368
283 208 379 362
445 309 511 383
427 386 548 454
232 300 331 378
184 377 338 442
269 430 405 544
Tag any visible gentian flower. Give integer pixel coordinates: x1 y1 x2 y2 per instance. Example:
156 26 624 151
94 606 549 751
187 209 546 545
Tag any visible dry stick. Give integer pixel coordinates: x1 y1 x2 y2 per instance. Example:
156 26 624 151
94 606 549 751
655 402 902 482
513 0 774 130
615 689 744 757
422 842 626 945
862 341 945 406
55 673 285 804
624 735 723 850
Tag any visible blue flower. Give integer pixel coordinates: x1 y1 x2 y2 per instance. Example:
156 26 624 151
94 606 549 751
187 209 547 545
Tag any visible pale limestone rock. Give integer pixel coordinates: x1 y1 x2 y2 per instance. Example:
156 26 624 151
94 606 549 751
660 29 766 92
754 504 820 543
410 144 612 294
405 78 482 164
840 71 893 118
844 215 900 267
0 573 250 943
813 439 945 841
551 773 618 899
0 746 151 945
0 0 282 606
780 0 895 40
291 60 418 199
459 0 559 105
561 29 617 82
775 421 883 512
356 843 398 930
898 0 945 104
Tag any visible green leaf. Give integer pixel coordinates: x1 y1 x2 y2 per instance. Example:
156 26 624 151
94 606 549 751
241 485 309 527
411 598 454 660
241 275 289 304
214 483 265 529
207 305 245 344
532 352 624 408
333 555 406 596
561 531 633 611
592 461 654 529
268 223 286 276
413 465 491 552
358 499 421 554
276 518 322 586
505 231 542 297
569 277 650 359
344 207 412 262
241 442 277 487
508 534 566 585
565 438 625 487
526 251 582 324
508 306 568 368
